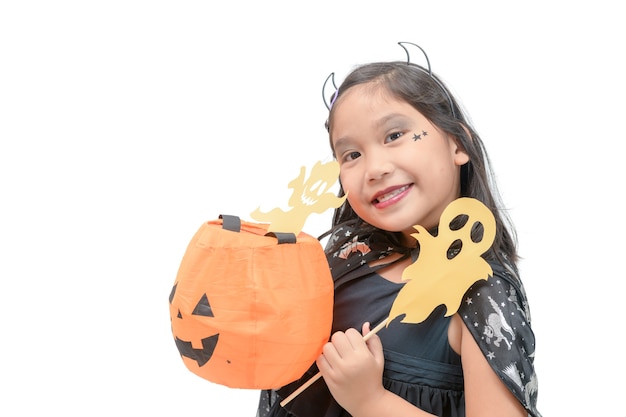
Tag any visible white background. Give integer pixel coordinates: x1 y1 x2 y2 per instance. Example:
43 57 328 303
1 1 623 416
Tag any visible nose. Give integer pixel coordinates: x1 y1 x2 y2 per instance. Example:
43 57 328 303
365 153 394 181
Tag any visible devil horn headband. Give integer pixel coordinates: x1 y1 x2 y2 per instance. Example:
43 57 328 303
398 41 432 72
322 72 338 111
322 42 457 119
397 41 457 118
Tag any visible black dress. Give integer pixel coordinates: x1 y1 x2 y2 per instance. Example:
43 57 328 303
257 270 465 416
257 262 541 417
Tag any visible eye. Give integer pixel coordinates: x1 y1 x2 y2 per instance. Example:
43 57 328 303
385 131 404 143
342 150 361 163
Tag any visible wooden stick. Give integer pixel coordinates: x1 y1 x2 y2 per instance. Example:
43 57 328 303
279 318 388 407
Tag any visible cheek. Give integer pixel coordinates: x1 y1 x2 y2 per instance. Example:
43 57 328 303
338 169 348 190
343 178 368 213
339 169 358 197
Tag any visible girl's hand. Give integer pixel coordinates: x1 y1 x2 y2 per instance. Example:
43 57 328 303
316 322 386 414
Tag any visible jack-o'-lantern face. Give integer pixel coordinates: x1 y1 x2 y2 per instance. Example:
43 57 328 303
168 218 334 389
169 162 341 389
169 284 218 367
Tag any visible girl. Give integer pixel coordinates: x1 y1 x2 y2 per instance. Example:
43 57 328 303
257 44 541 417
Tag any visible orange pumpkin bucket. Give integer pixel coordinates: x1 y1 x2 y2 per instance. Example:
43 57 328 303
168 214 334 389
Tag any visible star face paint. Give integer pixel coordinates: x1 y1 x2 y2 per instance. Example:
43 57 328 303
413 130 428 141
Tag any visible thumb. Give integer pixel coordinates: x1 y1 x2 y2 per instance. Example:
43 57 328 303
362 322 384 364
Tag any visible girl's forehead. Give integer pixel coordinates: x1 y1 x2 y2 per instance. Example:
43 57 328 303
332 83 396 116
342 81 390 101
333 84 426 124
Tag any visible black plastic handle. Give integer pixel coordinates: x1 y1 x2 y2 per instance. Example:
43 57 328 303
218 215 296 244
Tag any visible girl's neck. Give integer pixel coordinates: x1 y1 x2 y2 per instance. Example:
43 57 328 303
369 253 412 283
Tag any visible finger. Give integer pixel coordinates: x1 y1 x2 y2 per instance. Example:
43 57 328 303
316 349 331 372
330 331 351 354
344 327 372 352
344 327 363 341
323 330 358 365
332 328 363 353
321 339 341 365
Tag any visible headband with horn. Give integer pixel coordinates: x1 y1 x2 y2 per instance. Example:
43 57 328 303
322 41 458 130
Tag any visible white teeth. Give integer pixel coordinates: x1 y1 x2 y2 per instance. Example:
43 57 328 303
376 186 408 203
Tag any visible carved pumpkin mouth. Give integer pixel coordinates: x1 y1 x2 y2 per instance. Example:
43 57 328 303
174 334 219 367
170 284 220 367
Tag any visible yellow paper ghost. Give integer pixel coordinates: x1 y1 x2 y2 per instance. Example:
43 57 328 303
279 197 497 408
250 160 346 235
387 197 496 325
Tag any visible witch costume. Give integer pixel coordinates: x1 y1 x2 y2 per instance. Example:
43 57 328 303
256 224 541 417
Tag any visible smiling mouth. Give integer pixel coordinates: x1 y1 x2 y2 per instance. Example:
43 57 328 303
373 185 410 204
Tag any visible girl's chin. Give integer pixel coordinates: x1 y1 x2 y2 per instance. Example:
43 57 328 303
369 221 416 234
370 219 437 236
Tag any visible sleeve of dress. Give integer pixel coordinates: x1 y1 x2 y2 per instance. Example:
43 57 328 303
458 262 542 417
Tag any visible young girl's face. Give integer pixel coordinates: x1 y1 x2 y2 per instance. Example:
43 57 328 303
330 84 469 236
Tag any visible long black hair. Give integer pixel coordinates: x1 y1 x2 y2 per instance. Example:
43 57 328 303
324 62 518 268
